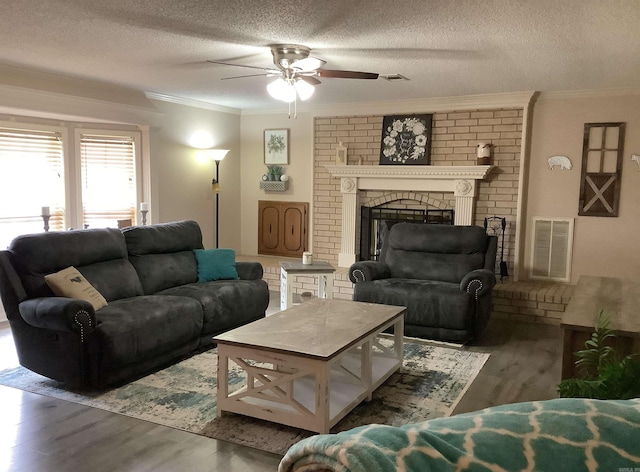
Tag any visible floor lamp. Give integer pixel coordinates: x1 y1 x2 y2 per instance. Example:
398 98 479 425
210 149 229 248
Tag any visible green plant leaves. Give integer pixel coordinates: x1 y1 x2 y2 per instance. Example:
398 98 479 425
558 309 640 400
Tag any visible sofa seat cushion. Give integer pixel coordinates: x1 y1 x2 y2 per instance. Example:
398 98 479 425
94 295 203 370
354 278 473 330
157 279 269 338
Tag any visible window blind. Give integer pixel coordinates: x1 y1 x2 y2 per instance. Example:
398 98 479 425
0 128 65 247
80 134 136 228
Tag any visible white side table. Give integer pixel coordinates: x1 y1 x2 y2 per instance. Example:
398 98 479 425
280 261 336 310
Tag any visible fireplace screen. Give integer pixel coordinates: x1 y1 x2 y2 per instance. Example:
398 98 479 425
359 207 454 261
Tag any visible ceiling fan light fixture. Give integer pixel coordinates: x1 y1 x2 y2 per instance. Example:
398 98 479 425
292 57 325 72
294 78 315 101
267 77 296 102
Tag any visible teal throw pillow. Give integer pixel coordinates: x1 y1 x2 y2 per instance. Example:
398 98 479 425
194 248 239 282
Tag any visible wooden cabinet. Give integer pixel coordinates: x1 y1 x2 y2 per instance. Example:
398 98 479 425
258 201 308 257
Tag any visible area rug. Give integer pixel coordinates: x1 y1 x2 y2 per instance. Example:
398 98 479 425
0 340 489 455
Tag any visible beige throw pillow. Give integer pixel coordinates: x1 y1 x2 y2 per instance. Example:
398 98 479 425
45 266 108 311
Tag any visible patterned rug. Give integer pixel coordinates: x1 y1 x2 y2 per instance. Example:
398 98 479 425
0 339 489 455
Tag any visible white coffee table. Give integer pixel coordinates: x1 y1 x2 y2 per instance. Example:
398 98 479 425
213 299 405 434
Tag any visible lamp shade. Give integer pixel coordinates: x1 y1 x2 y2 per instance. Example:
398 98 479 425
209 149 230 161
267 78 296 102
294 79 315 101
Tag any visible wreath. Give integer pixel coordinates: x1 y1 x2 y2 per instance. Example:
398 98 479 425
382 117 429 164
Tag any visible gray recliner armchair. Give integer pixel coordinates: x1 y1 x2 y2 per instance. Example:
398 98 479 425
348 223 498 343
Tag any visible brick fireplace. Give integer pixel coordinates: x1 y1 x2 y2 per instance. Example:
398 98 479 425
325 164 493 266
312 106 529 275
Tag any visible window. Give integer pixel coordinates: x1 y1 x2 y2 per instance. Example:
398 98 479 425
0 126 66 248
0 121 144 248
78 132 138 228
530 217 574 282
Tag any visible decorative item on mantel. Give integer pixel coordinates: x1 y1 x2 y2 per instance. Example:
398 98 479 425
631 154 640 171
379 114 433 165
335 142 347 165
476 143 491 165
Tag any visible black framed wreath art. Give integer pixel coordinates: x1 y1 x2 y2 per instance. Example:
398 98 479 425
379 114 433 165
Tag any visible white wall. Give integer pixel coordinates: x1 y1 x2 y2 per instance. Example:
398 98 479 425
526 92 640 283
148 100 241 249
239 112 315 255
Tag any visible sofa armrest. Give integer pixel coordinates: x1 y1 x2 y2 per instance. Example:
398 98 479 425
236 261 264 280
349 261 391 283
460 269 496 298
19 297 96 337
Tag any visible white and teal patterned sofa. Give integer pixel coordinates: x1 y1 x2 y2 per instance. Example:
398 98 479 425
279 398 640 472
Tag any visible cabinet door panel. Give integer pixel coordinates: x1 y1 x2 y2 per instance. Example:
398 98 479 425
258 205 280 252
283 207 304 253
258 200 308 257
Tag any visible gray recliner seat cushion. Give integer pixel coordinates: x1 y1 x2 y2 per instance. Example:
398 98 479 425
158 279 270 339
354 278 473 330
94 295 203 370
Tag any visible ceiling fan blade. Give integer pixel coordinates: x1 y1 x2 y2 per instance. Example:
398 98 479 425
207 60 277 73
299 75 321 86
316 70 379 79
221 73 274 80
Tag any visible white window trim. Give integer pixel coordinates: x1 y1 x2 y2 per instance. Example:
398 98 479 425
73 128 142 227
0 119 71 228
0 118 149 230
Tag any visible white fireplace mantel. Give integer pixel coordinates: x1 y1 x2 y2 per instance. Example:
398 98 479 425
325 165 494 267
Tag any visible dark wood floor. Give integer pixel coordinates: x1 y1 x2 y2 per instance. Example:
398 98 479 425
0 293 564 471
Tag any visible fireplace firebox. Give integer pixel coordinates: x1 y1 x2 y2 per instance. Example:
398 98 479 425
359 206 454 261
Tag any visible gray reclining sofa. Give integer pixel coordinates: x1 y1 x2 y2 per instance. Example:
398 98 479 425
0 220 269 389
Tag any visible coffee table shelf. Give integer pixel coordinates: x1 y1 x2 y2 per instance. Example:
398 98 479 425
213 299 405 434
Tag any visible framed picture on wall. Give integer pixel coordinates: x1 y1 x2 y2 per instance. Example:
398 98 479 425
379 114 433 165
264 129 289 164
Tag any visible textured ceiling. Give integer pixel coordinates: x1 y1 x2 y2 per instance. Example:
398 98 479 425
1 0 639 111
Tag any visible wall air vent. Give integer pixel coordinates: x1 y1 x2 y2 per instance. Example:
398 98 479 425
381 74 410 82
530 217 574 282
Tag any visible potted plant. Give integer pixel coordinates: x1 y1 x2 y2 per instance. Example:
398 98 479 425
267 165 283 181
558 309 640 400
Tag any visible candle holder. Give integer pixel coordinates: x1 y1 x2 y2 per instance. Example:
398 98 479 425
41 214 51 232
141 210 148 226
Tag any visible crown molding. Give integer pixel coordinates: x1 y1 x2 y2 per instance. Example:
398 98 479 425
241 91 538 116
538 87 640 100
0 83 163 125
145 92 241 115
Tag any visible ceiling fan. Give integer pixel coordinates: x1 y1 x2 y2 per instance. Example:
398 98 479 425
208 44 379 103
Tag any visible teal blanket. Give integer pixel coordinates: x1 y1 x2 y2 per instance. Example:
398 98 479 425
278 398 640 472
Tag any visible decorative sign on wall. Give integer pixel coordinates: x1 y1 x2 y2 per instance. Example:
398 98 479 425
578 122 625 217
547 155 572 170
379 114 433 165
